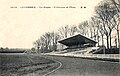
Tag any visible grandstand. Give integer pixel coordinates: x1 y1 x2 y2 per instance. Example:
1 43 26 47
58 34 100 54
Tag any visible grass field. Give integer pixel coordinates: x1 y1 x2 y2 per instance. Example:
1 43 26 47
0 54 59 76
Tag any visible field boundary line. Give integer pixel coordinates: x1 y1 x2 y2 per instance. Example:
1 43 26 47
30 54 62 76
42 59 62 76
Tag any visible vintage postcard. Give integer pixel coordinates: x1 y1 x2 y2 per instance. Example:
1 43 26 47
0 0 120 76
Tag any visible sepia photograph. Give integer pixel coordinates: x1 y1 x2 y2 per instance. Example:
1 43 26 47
0 0 120 76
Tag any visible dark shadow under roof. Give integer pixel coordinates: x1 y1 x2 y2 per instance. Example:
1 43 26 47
58 34 97 46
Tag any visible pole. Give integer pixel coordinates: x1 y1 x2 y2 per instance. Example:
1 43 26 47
118 31 120 62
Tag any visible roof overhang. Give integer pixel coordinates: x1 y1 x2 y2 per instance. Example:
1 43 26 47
58 34 97 46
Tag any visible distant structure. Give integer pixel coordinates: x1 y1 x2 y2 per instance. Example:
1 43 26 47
58 34 97 50
58 34 119 54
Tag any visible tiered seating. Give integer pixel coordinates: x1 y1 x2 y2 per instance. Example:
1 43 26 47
72 47 92 54
51 47 101 55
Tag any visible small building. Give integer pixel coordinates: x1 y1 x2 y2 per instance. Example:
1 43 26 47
58 34 97 50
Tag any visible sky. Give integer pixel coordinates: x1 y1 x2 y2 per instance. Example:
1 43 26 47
0 0 102 48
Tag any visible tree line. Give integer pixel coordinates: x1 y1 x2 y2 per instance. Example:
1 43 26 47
33 0 120 53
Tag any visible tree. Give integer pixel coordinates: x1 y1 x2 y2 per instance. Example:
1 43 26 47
90 16 104 46
58 25 70 50
42 32 51 52
49 32 60 51
69 25 78 36
90 17 99 41
111 0 120 12
97 19 105 47
0 47 4 51
95 1 117 49
58 25 70 39
31 47 35 51
33 31 60 53
33 39 41 53
33 32 51 53
77 21 89 37
111 0 120 53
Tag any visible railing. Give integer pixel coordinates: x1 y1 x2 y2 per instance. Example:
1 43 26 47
91 54 120 59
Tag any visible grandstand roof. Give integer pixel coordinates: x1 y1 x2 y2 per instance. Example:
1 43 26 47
58 34 97 46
